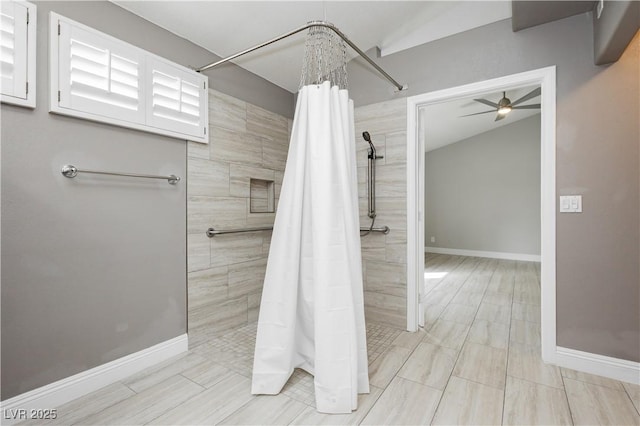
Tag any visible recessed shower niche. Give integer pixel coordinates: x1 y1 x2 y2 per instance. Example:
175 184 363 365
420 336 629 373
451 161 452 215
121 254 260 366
250 178 275 213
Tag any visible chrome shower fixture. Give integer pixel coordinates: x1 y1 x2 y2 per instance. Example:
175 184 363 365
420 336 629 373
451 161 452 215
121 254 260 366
300 23 348 90
362 131 383 221
196 21 406 92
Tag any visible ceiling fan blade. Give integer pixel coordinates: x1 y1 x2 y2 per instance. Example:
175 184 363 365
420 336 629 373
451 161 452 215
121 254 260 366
495 114 506 122
460 110 496 117
512 104 541 109
474 98 500 108
511 87 541 106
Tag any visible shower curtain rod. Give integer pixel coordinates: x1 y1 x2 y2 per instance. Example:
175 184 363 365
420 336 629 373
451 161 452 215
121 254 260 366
195 21 406 92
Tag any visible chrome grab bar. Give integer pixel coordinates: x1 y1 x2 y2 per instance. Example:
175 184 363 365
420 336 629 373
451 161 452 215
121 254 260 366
207 226 273 237
61 165 180 185
206 225 390 237
364 225 390 235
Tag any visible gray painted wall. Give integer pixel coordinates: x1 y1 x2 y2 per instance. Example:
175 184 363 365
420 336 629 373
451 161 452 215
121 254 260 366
593 0 640 65
1 1 291 400
348 14 639 362
425 115 541 256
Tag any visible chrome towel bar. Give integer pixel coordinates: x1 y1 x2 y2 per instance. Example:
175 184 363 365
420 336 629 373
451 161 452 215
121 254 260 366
61 165 180 185
206 225 390 237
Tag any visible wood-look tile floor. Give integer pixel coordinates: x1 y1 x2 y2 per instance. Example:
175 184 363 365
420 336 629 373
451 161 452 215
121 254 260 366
23 254 639 425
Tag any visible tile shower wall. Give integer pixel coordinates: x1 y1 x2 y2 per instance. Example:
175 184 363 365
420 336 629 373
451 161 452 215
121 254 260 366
187 89 290 347
355 98 408 329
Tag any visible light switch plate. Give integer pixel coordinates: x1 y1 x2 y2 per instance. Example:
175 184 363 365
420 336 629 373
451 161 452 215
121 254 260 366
560 195 582 213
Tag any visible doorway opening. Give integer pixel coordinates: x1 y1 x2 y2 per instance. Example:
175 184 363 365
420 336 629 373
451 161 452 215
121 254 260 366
405 67 557 363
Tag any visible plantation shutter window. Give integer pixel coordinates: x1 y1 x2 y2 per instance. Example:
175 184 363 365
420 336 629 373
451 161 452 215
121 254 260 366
0 2 27 98
147 59 206 139
50 13 209 143
57 21 145 124
1 1 36 108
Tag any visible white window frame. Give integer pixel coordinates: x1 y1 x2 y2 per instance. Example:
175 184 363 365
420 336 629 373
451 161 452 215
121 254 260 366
49 12 209 143
0 0 37 108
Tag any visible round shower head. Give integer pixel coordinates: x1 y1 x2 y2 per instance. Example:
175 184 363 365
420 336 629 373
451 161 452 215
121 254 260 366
362 131 371 142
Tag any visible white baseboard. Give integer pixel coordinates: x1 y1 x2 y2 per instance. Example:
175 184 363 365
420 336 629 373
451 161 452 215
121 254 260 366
0 334 188 425
554 346 640 385
425 246 541 262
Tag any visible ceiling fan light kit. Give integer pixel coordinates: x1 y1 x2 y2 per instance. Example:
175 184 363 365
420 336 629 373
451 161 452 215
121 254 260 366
462 87 541 121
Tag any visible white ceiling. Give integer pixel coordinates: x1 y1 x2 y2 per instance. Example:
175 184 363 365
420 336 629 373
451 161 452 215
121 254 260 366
113 1 512 93
423 85 541 152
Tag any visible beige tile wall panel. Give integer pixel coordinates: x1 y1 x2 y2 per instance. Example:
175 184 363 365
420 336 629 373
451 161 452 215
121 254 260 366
187 158 230 197
189 92 413 343
187 89 290 343
247 103 289 144
355 99 409 329
187 232 211 273
208 90 248 132
209 233 264 268
187 267 229 309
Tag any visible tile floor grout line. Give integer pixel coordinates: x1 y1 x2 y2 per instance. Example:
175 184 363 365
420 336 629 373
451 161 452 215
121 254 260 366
56 382 136 426
500 262 516 424
351 386 387 426
419 256 478 423
622 384 640 417
560 373 577 425
421 256 472 305
501 272 515 426
121 381 139 394
177 372 210 390
558 369 634 392
425 256 498 424
216 394 257 425
504 373 568 391
446 373 508 392
433 256 493 325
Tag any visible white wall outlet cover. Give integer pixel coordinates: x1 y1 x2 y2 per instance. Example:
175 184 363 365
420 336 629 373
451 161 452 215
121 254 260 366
430 236 436 243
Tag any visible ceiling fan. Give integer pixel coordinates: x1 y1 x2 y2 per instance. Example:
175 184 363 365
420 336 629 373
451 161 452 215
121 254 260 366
462 87 541 121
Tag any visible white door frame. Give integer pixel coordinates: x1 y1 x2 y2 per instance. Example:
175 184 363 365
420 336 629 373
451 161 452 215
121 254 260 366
405 66 557 363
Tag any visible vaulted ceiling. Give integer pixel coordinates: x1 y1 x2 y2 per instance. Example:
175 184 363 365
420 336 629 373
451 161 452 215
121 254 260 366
111 1 605 145
423 85 541 151
113 1 603 93
112 1 512 92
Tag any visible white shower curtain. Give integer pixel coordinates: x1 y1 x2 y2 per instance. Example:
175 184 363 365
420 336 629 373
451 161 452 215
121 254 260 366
251 81 369 414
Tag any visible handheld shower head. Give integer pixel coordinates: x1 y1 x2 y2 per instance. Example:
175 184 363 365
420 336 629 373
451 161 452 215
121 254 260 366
362 131 377 160
362 130 377 221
